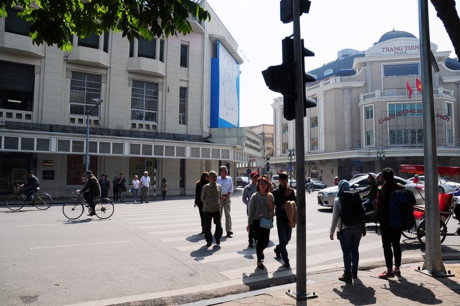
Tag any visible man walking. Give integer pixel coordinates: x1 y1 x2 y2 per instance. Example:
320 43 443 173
201 171 223 247
140 171 151 203
273 171 296 268
242 171 259 247
217 165 234 238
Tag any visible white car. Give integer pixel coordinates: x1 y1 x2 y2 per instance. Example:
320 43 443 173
317 175 424 208
408 176 460 194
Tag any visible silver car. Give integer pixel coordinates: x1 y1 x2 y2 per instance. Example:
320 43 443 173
317 175 423 208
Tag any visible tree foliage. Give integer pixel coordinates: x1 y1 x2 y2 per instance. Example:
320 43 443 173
430 0 460 60
0 0 210 51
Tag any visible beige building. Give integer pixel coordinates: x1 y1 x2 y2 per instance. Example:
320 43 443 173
272 30 460 185
0 3 263 197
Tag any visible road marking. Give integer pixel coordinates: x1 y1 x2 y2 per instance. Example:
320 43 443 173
30 240 130 250
17 223 62 228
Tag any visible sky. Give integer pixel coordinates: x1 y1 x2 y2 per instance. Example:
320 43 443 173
206 0 459 127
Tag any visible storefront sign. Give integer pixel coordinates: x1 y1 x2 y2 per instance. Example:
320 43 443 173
378 109 450 124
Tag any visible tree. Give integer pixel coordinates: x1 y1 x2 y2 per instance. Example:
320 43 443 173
431 0 460 60
0 0 210 51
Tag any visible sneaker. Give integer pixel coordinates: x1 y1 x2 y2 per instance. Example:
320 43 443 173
226 232 233 238
206 242 212 247
393 268 401 276
379 270 395 279
338 273 352 283
274 248 281 260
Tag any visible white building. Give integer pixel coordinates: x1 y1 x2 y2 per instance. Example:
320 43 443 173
0 3 262 197
272 30 460 185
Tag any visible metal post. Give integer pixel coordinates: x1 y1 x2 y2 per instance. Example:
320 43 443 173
418 0 446 276
288 148 295 187
85 99 103 173
288 0 315 300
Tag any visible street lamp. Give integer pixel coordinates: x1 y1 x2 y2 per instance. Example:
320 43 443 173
288 148 295 187
85 99 103 172
376 149 385 160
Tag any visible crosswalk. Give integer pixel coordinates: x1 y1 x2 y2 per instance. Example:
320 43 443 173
111 197 405 285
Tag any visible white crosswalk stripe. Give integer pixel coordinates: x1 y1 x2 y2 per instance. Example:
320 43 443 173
112 199 386 283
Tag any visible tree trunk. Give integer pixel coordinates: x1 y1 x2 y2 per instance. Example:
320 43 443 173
430 0 460 60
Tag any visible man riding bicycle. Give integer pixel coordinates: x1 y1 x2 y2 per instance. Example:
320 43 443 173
21 170 40 201
79 170 101 216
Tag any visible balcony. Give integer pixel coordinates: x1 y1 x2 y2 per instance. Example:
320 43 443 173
360 87 454 103
0 31 45 58
66 46 110 68
127 57 166 77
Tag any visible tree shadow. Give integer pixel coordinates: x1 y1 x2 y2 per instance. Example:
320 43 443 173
190 244 221 261
385 276 443 304
333 278 376 305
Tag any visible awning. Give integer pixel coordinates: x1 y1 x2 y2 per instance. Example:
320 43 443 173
400 164 460 176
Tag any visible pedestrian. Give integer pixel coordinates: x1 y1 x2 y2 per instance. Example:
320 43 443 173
334 176 340 186
377 167 404 279
161 178 168 200
272 171 296 269
413 173 420 184
131 175 140 203
247 176 274 270
112 175 119 202
217 165 234 238
201 170 223 247
140 171 151 203
242 171 259 248
99 175 110 198
79 170 101 216
195 172 210 234
118 173 127 203
329 180 366 282
376 172 384 186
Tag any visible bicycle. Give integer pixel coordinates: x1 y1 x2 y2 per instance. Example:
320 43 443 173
7 187 52 211
62 191 114 220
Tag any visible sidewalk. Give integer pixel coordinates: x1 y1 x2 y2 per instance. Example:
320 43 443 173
189 262 460 306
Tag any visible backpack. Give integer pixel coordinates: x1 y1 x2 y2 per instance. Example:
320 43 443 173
388 189 416 230
340 191 365 226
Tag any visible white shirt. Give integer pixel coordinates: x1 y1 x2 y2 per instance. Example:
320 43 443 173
217 175 233 195
132 179 140 189
140 175 151 187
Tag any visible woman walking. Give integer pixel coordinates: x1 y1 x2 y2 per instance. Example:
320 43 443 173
131 175 140 203
329 180 366 283
195 172 210 234
247 176 274 270
161 178 168 200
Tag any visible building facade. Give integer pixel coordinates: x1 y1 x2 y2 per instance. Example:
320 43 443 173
0 3 259 197
272 30 460 185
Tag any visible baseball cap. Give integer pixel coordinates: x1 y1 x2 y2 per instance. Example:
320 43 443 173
250 171 260 178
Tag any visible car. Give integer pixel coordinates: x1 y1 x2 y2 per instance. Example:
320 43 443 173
307 178 327 190
236 176 249 188
408 176 460 194
317 174 424 208
271 175 296 189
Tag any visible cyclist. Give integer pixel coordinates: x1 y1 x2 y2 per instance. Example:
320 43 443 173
79 170 101 216
20 170 40 201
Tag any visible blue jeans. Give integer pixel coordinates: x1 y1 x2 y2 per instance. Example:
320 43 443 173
275 217 292 262
338 226 362 275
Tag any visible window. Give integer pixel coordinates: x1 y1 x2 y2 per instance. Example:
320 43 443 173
365 130 374 146
390 129 423 145
0 61 35 111
310 137 318 151
138 38 156 59
70 71 102 116
179 87 187 125
180 44 189 68
131 80 159 122
310 116 318 128
383 63 420 77
388 103 422 118
5 8 30 36
365 105 373 119
78 33 99 49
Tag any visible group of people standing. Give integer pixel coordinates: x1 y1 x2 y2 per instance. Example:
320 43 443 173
330 167 405 283
96 171 166 203
195 167 297 271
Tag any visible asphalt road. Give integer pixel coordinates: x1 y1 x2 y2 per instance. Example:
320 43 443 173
0 190 459 305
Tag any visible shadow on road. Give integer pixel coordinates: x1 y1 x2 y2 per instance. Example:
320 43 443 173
190 244 221 261
333 278 376 305
317 208 333 213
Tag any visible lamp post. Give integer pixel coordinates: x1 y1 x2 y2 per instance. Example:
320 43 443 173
288 148 295 187
376 148 385 173
85 99 103 172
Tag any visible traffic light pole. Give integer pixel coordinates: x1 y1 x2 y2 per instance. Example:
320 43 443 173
287 0 315 300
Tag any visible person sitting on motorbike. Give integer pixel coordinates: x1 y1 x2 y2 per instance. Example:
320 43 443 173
306 177 312 192
360 173 378 212
20 170 40 201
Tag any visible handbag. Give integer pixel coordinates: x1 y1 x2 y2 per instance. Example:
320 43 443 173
259 216 274 229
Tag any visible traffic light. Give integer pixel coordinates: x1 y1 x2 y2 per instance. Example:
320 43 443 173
280 0 311 23
266 162 270 172
262 37 317 121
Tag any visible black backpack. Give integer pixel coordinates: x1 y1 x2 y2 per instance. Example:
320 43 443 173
388 189 416 230
340 191 365 226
